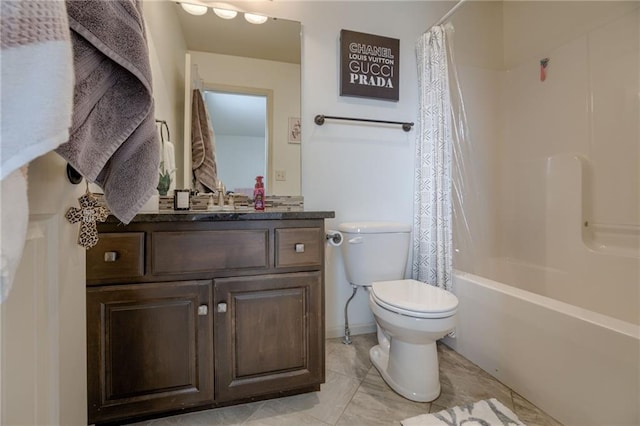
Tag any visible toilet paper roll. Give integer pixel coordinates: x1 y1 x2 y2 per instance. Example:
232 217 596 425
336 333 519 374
326 230 343 247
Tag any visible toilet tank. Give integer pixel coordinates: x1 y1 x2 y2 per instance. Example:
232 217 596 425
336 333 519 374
338 222 411 286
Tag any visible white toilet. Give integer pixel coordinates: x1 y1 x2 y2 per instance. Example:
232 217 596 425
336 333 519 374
338 221 458 402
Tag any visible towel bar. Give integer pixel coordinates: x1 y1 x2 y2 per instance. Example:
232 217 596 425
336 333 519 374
314 114 414 132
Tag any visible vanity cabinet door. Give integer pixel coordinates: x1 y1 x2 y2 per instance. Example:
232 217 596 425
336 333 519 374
87 280 213 424
214 271 324 402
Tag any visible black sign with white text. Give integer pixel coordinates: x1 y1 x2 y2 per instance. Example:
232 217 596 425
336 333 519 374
340 29 400 101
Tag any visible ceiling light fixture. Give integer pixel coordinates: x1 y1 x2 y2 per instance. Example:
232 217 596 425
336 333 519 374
213 8 238 19
244 12 268 24
180 2 208 15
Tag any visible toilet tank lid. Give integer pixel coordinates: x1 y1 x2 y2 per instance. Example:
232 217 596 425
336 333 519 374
338 222 411 234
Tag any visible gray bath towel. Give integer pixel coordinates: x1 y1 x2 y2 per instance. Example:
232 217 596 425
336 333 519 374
56 0 159 223
191 89 218 193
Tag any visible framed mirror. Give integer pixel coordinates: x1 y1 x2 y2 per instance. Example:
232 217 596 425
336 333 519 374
177 4 301 195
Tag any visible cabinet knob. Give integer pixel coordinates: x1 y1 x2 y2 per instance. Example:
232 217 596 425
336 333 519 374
198 305 208 316
104 251 118 262
295 243 305 253
217 302 227 313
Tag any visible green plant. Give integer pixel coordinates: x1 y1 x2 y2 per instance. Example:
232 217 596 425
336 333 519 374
157 161 174 196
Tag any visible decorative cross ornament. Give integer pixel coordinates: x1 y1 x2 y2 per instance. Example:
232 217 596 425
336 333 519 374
66 188 109 249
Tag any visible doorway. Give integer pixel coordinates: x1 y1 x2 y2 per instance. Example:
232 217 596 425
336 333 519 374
203 87 271 195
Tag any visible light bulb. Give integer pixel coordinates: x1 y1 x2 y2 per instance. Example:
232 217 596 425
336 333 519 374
213 8 238 19
181 3 208 16
244 13 268 24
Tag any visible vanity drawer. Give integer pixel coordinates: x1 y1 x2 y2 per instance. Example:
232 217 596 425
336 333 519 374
151 229 269 275
275 227 323 268
87 233 145 280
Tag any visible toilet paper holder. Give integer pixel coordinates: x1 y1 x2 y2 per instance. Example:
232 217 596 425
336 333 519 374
325 230 343 246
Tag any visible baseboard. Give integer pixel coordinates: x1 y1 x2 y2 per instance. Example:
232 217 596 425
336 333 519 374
326 322 376 339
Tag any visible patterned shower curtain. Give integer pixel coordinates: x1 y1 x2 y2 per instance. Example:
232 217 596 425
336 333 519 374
412 26 453 292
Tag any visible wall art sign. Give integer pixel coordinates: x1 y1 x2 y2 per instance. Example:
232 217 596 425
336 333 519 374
340 29 400 101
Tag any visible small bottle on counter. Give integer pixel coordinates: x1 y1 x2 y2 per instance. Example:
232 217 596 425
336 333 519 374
253 176 265 211
217 181 225 207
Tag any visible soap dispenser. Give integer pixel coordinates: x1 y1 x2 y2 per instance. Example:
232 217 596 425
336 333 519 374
253 176 265 211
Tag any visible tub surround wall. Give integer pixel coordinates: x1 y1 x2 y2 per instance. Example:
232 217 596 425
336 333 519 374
500 6 639 262
449 2 640 424
447 0 504 276
492 155 638 324
451 2 639 320
446 272 640 426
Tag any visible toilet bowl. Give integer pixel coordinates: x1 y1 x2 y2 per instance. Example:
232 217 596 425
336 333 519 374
368 279 457 402
338 222 459 402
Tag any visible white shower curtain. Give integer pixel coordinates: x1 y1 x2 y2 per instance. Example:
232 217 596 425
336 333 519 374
412 26 453 292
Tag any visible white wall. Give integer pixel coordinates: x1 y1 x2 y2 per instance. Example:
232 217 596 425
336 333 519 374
2 153 87 425
144 0 452 337
143 0 187 188
216 135 266 193
142 0 447 335
234 1 453 337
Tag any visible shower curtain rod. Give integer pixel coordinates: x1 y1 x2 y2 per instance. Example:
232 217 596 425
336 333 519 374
431 0 468 29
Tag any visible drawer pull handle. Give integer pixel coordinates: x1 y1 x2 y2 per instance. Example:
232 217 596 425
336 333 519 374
295 243 305 253
217 302 227 313
198 305 208 316
104 251 118 262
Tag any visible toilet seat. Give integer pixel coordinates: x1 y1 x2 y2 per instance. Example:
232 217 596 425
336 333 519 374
371 279 458 319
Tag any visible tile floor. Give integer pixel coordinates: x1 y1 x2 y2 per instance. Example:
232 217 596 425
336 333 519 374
134 334 562 426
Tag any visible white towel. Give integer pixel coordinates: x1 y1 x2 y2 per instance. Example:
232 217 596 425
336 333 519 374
401 398 526 426
0 0 73 179
0 0 73 302
162 140 176 193
0 168 29 302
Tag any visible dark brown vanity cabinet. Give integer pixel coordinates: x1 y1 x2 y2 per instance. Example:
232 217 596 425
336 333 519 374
86 280 213 423
214 271 323 402
86 218 327 425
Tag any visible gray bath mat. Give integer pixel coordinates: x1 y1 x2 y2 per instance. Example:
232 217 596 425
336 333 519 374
401 398 526 426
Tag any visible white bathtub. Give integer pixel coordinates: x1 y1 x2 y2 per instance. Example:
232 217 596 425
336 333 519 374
444 270 640 426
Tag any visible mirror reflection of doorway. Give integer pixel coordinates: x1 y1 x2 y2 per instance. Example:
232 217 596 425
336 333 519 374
203 89 269 195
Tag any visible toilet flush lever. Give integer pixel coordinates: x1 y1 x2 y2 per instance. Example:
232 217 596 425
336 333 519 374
348 237 364 244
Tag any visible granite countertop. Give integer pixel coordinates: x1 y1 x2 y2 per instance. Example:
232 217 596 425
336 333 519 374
106 209 335 224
